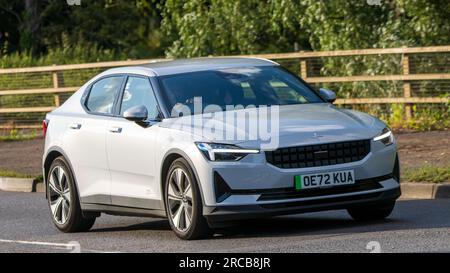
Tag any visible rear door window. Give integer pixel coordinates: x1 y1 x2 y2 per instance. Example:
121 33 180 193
86 76 123 114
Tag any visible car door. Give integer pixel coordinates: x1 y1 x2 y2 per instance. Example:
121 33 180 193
106 75 162 209
64 75 125 204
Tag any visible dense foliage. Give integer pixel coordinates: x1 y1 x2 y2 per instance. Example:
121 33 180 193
0 0 448 131
0 0 165 65
1 0 449 62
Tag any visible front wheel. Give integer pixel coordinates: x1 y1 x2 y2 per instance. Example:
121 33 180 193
164 158 212 240
47 156 96 232
347 201 396 221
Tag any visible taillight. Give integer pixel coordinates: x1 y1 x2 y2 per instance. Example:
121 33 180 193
42 119 49 137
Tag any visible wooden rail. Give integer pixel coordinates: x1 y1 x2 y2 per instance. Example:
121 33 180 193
240 45 450 59
0 59 169 74
0 45 449 129
1 45 449 74
0 106 55 114
0 87 78 96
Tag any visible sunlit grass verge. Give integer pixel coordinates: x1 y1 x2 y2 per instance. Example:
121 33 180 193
0 129 38 141
0 170 34 179
0 134 37 141
0 170 43 182
403 166 450 183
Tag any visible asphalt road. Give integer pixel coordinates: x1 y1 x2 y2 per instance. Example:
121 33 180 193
0 192 449 253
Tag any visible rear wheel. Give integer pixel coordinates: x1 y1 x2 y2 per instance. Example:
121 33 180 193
347 201 396 221
164 158 212 240
47 156 96 232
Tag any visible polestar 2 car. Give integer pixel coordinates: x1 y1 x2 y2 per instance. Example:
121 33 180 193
42 58 400 239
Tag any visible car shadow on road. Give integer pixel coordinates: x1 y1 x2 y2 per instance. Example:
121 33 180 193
212 199 450 240
91 219 171 233
213 216 399 240
88 199 450 239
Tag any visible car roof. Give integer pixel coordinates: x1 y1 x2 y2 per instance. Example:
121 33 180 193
131 57 278 76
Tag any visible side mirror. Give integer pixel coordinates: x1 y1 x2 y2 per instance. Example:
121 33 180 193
123 105 148 122
319 88 336 103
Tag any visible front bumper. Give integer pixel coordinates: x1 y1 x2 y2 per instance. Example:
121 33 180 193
203 177 400 227
188 139 401 226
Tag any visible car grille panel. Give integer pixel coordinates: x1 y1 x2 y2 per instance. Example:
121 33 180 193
265 139 371 169
256 174 390 201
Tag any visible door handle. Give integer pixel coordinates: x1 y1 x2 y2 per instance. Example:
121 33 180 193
109 126 122 133
69 123 81 130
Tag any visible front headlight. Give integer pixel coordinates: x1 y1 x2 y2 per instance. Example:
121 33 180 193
373 127 394 146
196 142 259 161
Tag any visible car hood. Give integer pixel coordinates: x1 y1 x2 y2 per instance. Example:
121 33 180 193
159 103 385 149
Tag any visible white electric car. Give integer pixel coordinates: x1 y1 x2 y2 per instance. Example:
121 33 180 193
42 58 400 239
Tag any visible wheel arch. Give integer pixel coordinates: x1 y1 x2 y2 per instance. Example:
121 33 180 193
160 149 206 210
43 147 81 203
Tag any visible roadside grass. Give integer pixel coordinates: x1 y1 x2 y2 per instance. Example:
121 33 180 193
381 103 450 132
403 166 450 183
0 170 35 179
0 129 38 142
0 170 43 182
0 134 37 142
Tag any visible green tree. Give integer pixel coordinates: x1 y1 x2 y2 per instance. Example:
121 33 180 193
0 0 165 58
161 0 450 57
301 0 450 51
161 0 311 57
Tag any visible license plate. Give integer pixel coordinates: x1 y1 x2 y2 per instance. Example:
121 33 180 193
294 170 355 190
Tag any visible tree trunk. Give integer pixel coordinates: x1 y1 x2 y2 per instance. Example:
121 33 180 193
21 0 41 53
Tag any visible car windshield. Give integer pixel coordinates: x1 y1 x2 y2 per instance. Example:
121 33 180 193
158 66 324 116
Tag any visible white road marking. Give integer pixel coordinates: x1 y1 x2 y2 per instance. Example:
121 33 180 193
0 239 120 253
0 239 76 247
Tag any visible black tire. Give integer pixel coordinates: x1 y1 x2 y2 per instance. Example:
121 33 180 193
47 156 96 232
347 201 396 221
164 158 212 240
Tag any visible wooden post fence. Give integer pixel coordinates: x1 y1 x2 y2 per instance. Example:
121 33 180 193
52 64 61 107
0 46 449 129
402 51 413 119
299 51 308 79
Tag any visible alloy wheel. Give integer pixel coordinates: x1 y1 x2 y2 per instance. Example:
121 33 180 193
167 168 194 232
48 166 71 225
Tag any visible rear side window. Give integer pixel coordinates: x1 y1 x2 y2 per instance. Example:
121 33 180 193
85 76 123 114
